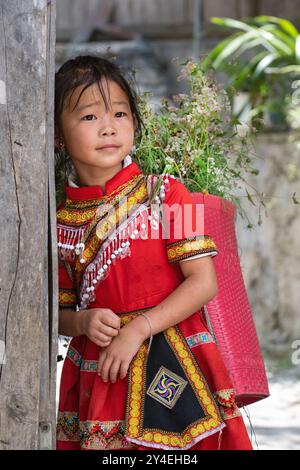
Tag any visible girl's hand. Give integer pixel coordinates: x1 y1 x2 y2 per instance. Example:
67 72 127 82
97 324 146 383
80 308 121 348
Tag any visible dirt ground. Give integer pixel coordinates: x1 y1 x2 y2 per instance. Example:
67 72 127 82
241 364 300 450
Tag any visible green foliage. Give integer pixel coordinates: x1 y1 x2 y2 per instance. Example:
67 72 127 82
55 59 264 225
134 59 262 225
203 16 300 129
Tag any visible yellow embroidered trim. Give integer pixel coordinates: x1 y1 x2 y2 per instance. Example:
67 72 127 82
126 343 148 440
57 208 97 225
125 322 223 449
59 289 77 307
56 174 144 226
166 326 222 428
56 177 148 293
85 184 147 252
74 180 148 273
56 412 136 449
166 236 218 263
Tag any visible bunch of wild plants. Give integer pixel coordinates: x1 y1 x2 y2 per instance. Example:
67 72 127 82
134 59 262 226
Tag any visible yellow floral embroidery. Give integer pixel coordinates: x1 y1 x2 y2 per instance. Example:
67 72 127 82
59 288 77 307
167 235 217 263
57 174 145 226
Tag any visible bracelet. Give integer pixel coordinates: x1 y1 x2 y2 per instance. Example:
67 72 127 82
140 313 153 355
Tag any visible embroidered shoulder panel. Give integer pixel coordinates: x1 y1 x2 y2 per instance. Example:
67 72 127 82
57 173 146 226
56 174 150 309
56 173 177 310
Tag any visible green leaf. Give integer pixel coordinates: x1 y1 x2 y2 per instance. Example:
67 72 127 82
202 33 241 69
214 15 300 65
253 28 291 55
265 64 300 74
253 53 279 78
254 16 299 38
236 37 265 58
211 17 253 33
212 31 257 69
295 35 300 63
227 51 268 89
214 17 292 55
261 25 295 51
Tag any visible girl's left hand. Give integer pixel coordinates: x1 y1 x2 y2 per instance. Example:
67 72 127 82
97 324 145 383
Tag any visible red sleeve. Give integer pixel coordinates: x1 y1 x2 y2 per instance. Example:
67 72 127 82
162 179 218 264
58 258 78 309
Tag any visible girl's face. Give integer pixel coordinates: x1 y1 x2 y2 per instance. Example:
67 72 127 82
56 78 136 175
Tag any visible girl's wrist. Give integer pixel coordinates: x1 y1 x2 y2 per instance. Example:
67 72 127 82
77 309 89 336
125 314 151 342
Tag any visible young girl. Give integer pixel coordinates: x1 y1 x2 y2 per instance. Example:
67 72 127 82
55 55 253 451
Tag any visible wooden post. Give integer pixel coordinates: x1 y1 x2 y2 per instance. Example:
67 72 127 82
0 0 57 450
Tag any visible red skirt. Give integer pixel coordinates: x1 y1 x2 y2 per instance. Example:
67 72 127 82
56 308 253 451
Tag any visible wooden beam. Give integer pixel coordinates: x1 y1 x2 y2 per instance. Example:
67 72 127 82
258 0 286 17
238 0 260 17
203 0 238 23
281 0 300 20
0 0 57 450
93 23 196 39
45 0 58 450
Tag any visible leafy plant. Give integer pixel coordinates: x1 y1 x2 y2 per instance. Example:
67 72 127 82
203 16 300 129
134 59 263 227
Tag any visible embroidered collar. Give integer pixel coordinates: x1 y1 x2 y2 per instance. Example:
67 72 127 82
57 168 173 310
64 160 141 201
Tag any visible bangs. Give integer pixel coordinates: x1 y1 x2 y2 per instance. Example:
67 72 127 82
55 55 144 138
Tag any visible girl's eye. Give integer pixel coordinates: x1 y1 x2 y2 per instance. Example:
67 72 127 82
82 114 96 120
82 112 126 120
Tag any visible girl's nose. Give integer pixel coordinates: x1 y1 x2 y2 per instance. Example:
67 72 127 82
100 126 116 136
99 115 116 136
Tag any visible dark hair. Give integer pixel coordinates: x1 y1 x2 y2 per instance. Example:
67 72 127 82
54 55 144 202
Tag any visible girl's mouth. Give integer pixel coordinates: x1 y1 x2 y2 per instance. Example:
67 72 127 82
96 145 120 151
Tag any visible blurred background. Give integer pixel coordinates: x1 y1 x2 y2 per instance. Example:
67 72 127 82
55 0 300 450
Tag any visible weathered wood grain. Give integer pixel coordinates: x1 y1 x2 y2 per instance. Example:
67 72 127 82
0 0 57 450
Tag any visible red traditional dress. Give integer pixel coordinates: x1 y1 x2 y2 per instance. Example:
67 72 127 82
56 160 253 451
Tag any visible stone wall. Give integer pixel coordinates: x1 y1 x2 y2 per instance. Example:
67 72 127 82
235 132 300 355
